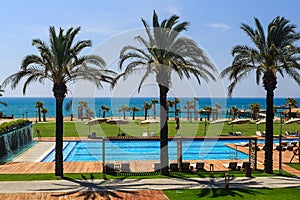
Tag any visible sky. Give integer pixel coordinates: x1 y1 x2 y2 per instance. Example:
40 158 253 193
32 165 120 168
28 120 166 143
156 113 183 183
1 0 300 98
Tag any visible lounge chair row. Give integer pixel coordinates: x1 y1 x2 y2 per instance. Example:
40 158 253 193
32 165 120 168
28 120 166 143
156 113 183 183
228 132 242 136
154 161 250 172
105 162 130 173
154 162 205 172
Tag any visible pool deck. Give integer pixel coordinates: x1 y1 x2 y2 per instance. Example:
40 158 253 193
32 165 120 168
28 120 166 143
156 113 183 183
0 137 299 176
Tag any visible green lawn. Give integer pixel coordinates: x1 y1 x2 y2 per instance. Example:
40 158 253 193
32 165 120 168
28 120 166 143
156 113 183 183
286 163 300 170
164 187 300 200
32 120 300 138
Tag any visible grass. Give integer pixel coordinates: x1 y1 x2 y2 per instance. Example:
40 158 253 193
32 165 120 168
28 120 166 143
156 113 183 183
286 163 300 170
0 170 291 181
163 187 300 200
32 120 300 138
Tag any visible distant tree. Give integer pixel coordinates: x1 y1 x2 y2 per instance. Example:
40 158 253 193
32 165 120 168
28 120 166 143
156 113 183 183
131 106 140 120
41 107 48 122
193 97 199 120
35 101 44 122
249 103 261 120
0 86 7 107
142 102 152 120
119 105 131 119
151 99 159 119
203 106 212 121
167 100 174 120
101 105 110 118
215 104 222 120
173 98 180 116
286 98 298 119
183 100 193 122
230 106 239 120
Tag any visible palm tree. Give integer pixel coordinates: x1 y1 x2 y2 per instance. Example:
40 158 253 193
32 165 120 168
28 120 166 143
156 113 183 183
35 101 44 122
183 100 193 122
167 100 174 120
229 106 239 120
203 106 212 121
41 107 48 122
249 103 261 120
220 16 300 173
2 26 115 178
131 106 140 120
173 98 180 117
0 85 7 107
117 11 216 175
119 105 131 119
142 102 152 120
151 99 159 119
78 101 89 119
101 105 110 118
215 103 222 120
193 97 199 121
286 98 298 119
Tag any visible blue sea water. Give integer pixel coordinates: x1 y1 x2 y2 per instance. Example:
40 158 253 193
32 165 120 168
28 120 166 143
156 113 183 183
0 97 298 119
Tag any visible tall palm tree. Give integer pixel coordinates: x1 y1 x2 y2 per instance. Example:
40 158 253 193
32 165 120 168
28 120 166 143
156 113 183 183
2 26 115 177
286 98 298 119
101 105 110 118
0 86 7 107
131 106 140 120
35 101 44 122
119 105 131 119
41 107 48 122
117 11 216 175
220 16 300 173
151 99 159 119
142 102 152 120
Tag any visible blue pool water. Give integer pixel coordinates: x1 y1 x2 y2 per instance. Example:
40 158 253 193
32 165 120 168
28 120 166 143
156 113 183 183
41 139 298 162
42 139 254 162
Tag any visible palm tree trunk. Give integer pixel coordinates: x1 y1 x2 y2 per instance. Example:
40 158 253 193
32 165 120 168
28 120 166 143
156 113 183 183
263 71 276 174
264 88 274 173
153 104 156 119
159 84 169 176
38 108 41 122
144 109 147 120
53 84 66 178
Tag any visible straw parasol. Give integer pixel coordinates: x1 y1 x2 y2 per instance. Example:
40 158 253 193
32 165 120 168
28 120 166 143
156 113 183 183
284 118 300 124
228 118 250 131
85 118 108 132
107 118 129 135
140 119 160 134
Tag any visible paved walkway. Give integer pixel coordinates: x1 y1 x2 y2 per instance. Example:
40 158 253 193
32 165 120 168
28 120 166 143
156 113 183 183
1 176 300 199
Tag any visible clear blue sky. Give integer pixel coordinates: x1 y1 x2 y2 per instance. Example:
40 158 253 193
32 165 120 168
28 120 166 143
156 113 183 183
1 0 300 98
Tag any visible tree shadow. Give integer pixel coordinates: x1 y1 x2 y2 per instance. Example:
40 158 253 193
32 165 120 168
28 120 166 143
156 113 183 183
45 174 138 199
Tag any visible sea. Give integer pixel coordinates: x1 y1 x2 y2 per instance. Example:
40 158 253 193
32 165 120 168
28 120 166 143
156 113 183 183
0 97 299 119
1 97 298 163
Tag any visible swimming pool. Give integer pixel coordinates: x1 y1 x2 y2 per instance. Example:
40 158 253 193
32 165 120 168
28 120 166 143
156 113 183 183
41 139 253 162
